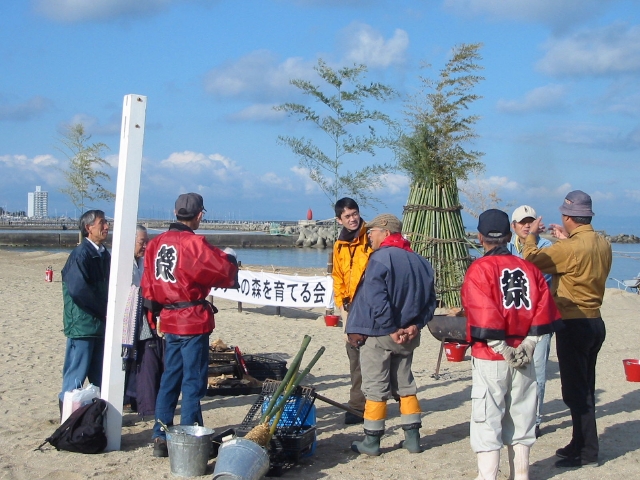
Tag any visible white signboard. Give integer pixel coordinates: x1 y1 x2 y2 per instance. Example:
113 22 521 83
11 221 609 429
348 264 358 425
211 271 334 309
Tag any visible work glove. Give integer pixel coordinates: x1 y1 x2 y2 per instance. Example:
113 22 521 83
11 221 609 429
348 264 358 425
515 336 538 366
347 333 368 348
487 339 525 369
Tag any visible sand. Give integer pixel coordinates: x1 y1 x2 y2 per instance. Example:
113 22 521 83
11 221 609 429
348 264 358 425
1 248 639 480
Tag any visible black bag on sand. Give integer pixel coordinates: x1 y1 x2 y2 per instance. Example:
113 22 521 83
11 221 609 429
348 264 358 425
37 398 108 454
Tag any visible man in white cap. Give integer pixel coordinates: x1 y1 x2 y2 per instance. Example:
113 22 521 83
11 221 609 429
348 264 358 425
507 205 552 439
524 190 612 469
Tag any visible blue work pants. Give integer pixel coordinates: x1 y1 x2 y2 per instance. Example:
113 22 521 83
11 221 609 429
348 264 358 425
152 333 210 439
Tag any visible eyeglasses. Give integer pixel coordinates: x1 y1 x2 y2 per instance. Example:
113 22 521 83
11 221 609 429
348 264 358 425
367 228 385 236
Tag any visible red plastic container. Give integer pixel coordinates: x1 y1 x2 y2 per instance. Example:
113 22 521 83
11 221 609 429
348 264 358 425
324 315 340 327
623 359 640 382
444 342 469 362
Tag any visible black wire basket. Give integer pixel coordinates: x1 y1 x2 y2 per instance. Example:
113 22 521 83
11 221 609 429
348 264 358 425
237 379 317 470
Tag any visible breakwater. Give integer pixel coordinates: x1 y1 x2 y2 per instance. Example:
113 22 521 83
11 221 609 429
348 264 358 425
0 232 298 249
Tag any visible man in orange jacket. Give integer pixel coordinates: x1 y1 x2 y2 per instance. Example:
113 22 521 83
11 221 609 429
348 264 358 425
332 197 371 424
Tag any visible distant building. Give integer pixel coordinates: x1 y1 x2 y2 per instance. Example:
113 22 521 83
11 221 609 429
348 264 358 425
27 186 48 218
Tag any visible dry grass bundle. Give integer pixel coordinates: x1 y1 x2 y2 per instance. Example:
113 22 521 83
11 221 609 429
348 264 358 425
244 422 271 447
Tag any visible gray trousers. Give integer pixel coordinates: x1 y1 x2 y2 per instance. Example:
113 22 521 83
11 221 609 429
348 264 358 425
359 334 420 402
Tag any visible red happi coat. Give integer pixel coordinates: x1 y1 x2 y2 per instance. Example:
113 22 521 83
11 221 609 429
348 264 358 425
142 226 238 335
461 250 561 360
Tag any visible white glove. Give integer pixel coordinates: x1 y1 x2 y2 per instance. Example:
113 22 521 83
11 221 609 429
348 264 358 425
222 247 237 258
487 339 524 369
515 336 538 366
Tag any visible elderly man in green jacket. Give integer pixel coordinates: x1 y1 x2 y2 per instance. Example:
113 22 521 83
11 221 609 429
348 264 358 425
59 210 111 416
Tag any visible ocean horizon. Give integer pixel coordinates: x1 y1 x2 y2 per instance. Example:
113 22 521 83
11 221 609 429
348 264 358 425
3 242 638 290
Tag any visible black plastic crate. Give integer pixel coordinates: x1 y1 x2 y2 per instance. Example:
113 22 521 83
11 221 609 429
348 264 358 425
208 350 237 365
244 355 288 381
269 425 316 466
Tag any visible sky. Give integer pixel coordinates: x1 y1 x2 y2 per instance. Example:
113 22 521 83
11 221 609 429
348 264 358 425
1 0 640 234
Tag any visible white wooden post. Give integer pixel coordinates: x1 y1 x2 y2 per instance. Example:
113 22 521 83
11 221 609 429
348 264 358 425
102 94 147 451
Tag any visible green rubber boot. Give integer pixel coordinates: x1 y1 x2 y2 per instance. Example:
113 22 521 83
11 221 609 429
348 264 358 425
351 430 383 456
401 424 421 453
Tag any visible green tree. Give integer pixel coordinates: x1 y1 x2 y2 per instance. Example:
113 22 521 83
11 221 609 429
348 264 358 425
58 123 114 215
275 59 398 209
399 43 484 308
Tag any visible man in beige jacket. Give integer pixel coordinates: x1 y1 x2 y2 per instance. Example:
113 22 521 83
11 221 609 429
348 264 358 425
524 190 612 469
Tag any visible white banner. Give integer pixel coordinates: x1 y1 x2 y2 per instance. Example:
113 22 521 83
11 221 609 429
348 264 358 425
211 270 334 309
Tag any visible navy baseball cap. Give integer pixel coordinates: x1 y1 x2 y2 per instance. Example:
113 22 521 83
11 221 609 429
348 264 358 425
478 209 510 238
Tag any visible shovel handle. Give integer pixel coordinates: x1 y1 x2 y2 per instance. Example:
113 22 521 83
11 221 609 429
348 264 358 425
314 393 363 417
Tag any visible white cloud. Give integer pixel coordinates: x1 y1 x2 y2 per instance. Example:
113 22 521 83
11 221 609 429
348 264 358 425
537 23 640 77
160 151 242 182
591 190 615 201
0 153 58 168
33 0 186 22
526 182 573 199
550 123 640 150
290 165 320 194
203 51 315 99
260 172 296 191
625 190 640 202
497 84 569 114
461 175 520 191
341 23 409 68
228 104 286 122
0 154 62 185
66 113 120 136
442 0 614 30
375 172 409 194
0 96 53 121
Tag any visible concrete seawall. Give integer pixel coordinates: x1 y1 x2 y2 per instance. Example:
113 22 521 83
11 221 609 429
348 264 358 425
0 232 298 248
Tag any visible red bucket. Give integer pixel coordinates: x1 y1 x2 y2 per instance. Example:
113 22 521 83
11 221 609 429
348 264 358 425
623 359 640 382
444 342 469 362
324 315 340 327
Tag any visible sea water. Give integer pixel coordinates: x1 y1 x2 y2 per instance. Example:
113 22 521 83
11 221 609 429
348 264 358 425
3 243 638 289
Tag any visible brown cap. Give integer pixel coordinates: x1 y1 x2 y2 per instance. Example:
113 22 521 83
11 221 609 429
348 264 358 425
175 193 206 218
366 213 402 233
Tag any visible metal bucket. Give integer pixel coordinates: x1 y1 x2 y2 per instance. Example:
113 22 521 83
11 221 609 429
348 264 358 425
166 425 216 477
212 437 270 480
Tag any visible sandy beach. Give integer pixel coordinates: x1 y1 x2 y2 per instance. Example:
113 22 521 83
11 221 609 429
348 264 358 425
1 248 639 480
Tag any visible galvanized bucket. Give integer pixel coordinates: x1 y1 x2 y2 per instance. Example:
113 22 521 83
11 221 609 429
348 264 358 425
166 425 216 477
212 437 270 480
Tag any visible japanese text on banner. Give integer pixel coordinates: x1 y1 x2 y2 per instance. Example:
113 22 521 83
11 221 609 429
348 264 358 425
211 270 335 309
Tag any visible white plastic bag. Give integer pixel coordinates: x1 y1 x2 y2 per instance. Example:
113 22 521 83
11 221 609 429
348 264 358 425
61 384 101 423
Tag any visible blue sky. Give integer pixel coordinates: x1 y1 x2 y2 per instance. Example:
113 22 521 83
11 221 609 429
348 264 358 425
1 0 639 234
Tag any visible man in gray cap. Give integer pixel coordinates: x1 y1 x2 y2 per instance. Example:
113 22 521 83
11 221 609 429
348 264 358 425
346 213 436 457
142 193 239 457
524 190 612 469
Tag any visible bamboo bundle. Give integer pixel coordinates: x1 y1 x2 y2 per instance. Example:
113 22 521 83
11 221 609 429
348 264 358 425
398 45 484 308
403 178 473 308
